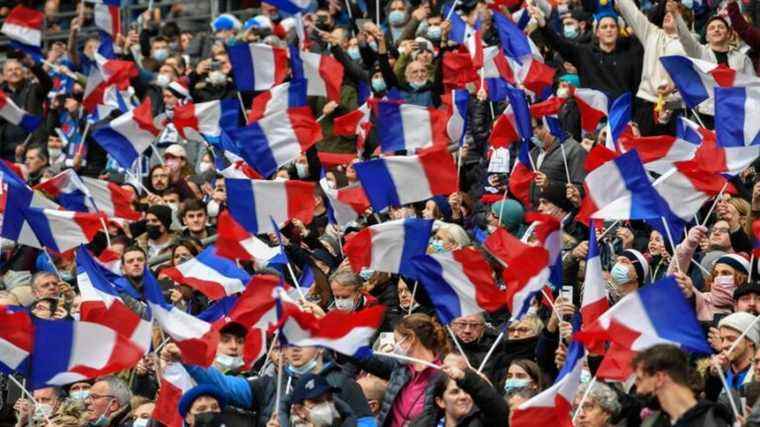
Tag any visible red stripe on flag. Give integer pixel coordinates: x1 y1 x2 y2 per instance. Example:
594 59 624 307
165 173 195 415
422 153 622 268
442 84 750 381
248 91 273 123
343 228 373 273
318 55 345 102
132 98 160 136
287 106 322 153
284 180 317 225
272 47 289 86
452 248 507 312
172 101 201 140
418 149 458 196
163 268 228 301
216 211 255 261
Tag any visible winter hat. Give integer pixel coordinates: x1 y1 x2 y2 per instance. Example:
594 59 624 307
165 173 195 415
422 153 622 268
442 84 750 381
431 196 452 221
491 199 525 233
715 254 750 276
538 185 575 214
622 249 650 285
147 205 173 230
734 281 760 300
700 250 727 279
243 15 273 31
211 14 242 32
719 312 760 346
178 385 227 417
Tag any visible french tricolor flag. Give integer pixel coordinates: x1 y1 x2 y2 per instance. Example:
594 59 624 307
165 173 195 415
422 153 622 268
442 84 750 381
92 2 120 37
511 341 585 427
173 98 240 143
0 90 41 133
75 247 152 353
257 0 310 14
376 101 449 152
411 247 507 323
660 55 760 109
142 269 219 367
447 9 483 68
83 56 138 113
10 208 104 254
621 117 701 175
291 48 345 102
575 276 712 359
525 213 562 290
92 98 161 168
653 160 731 225
320 178 369 228
715 86 760 147
344 219 432 276
484 228 550 320
215 211 285 267
163 246 251 301
605 93 632 151
0 306 32 375
333 102 373 150
580 223 609 327
1 5 43 60
81 176 141 221
153 363 196 427
573 88 609 133
278 294 385 357
229 107 322 178
753 219 760 259
247 79 308 123
229 43 288 92
354 148 457 212
508 139 535 207
225 178 315 235
480 47 513 101
447 89 469 146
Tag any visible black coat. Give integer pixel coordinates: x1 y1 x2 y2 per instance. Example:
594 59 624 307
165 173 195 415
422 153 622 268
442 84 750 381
672 400 733 427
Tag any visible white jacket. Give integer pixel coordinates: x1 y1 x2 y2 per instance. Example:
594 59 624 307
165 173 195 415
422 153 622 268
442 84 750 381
617 0 685 104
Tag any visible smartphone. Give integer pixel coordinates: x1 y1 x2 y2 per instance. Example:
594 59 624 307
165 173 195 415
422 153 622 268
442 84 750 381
560 285 574 305
377 332 395 350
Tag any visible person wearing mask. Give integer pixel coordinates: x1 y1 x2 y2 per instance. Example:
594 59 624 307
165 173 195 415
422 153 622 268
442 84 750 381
677 254 750 321
214 323 246 374
137 205 177 259
329 269 378 313
289 373 365 426
609 249 651 299
572 382 621 427
14 386 62 427
162 342 374 427
502 359 543 397
352 313 450 426
178 385 226 427
634 344 733 425
129 400 154 427
84 376 132 427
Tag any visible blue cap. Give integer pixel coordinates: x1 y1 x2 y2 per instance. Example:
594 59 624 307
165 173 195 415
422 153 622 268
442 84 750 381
178 385 227 417
211 14 242 32
291 374 340 404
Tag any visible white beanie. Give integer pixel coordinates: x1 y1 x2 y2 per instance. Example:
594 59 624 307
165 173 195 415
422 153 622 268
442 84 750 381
719 312 760 346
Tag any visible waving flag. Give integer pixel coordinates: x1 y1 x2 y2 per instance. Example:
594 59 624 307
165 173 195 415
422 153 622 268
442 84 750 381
574 88 609 132
225 178 315 235
320 178 368 227
35 170 140 220
376 101 449 152
344 219 432 276
228 43 288 92
143 269 219 366
1 5 43 59
30 318 144 389
605 93 632 151
164 246 251 300
215 211 284 266
580 223 609 326
411 247 506 324
715 86 760 147
481 47 513 100
290 50 344 102
511 341 585 427
81 176 140 220
0 305 32 375
651 161 730 227
0 90 41 132
505 86 533 141
153 363 196 427
508 139 535 207
83 56 139 112
660 55 760 109
4 208 104 253
229 107 322 178
621 117 701 174
484 228 551 320
279 297 385 357
447 89 470 146
92 2 120 37
491 11 532 61
258 0 310 14
75 247 152 353
354 149 457 212
247 79 308 122
447 10 483 67
333 102 373 149
525 213 562 290
575 276 712 357
92 98 160 168
173 99 240 143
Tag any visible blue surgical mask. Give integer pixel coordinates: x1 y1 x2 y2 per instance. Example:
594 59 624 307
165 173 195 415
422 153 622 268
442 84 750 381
152 48 169 62
371 77 386 92
133 418 149 427
580 369 592 384
563 25 579 39
359 268 375 281
531 135 545 149
560 73 581 88
347 47 361 60
504 378 531 393
426 25 442 40
69 390 89 401
388 10 407 26
430 239 446 253
409 80 426 90
289 355 319 375
610 263 631 285
215 353 244 371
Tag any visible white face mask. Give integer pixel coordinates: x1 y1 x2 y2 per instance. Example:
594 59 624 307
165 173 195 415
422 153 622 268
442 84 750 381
333 296 355 312
557 87 570 99
155 73 171 88
295 162 309 178
48 148 62 159
714 275 735 287
33 403 53 421
199 161 214 173
308 401 338 427
207 200 220 218
215 353 244 371
208 70 227 86
133 418 149 427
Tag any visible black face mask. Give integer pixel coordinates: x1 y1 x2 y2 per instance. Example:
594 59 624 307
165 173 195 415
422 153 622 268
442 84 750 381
636 392 661 411
146 225 163 240
193 412 224 427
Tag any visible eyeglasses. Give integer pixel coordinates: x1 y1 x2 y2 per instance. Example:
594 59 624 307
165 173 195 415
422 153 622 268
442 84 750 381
710 227 730 235
87 393 115 401
452 321 484 329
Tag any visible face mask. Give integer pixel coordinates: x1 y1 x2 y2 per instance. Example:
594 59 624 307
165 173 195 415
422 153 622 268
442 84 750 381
359 268 375 281
557 87 571 99
334 296 356 311
208 70 227 86
563 25 579 39
308 402 338 427
215 353 245 371
610 263 631 285
429 239 446 253
393 337 410 358
133 418 149 427
295 162 309 178
530 136 545 149
70 390 89 401
207 200 220 218
389 10 407 26
681 0 694 9
714 275 735 287
426 25 442 40
289 355 319 375
199 161 214 173
92 399 114 426
193 411 225 427
409 80 426 90
504 378 531 393
155 73 171 88
152 48 169 62
561 73 580 87
167 202 179 213
146 224 163 240
580 369 592 384
347 47 361 60
33 403 53 421
48 148 62 159
369 40 378 51
371 77 386 92
60 271 73 283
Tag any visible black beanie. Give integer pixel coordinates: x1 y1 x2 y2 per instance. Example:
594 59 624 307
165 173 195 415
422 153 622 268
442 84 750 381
538 185 575 213
147 205 173 230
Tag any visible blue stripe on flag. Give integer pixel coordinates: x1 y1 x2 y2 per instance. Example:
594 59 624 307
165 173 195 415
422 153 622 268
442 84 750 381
399 219 434 276
353 158 401 211
22 208 60 252
411 254 463 323
377 102 406 152
229 43 257 92
229 123 279 177
30 319 74 389
659 56 711 109
225 178 260 234
92 125 140 169
716 87 748 148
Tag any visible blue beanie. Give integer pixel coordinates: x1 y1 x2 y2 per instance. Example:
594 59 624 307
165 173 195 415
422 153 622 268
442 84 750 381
178 385 227 417
211 14 242 32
